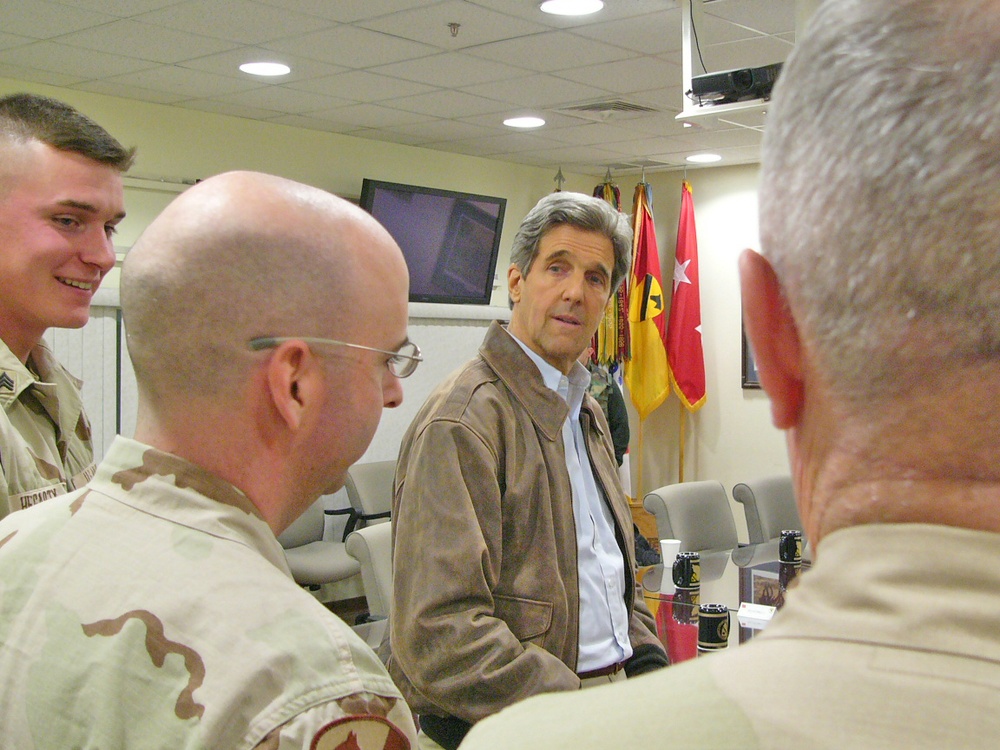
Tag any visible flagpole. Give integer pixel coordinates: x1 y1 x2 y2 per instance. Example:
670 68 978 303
636 419 645 505
678 401 686 483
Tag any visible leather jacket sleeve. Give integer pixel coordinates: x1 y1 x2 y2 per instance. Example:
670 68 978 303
389 416 581 724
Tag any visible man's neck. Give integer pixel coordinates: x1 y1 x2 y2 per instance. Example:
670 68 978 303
0 326 42 365
809 473 1000 545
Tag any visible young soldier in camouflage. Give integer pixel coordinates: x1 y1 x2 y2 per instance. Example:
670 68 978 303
0 93 133 519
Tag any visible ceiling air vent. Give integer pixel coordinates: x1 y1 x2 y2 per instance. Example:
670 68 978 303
558 99 658 122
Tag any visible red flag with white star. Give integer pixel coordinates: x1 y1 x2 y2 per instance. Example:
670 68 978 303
665 180 706 411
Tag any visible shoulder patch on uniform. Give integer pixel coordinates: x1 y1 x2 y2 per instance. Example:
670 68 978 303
311 716 410 750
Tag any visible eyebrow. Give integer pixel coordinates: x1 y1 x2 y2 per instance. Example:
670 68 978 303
56 198 127 222
545 248 611 279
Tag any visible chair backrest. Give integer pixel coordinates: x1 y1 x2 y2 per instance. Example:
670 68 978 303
732 475 802 544
345 522 393 619
344 460 395 533
643 480 738 552
277 496 324 549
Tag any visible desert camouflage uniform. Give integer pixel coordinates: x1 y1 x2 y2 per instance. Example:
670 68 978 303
0 338 95 520
0 436 416 750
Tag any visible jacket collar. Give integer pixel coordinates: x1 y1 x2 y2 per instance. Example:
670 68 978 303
479 321 606 445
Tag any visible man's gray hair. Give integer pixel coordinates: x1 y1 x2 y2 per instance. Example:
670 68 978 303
508 191 632 307
760 0 1000 403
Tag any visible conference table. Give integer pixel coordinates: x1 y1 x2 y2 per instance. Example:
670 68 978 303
351 537 812 663
640 538 812 662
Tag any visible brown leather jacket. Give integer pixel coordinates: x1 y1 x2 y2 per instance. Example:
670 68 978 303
388 323 665 730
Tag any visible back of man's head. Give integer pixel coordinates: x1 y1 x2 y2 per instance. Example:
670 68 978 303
121 171 393 409
760 0 1000 405
0 93 135 174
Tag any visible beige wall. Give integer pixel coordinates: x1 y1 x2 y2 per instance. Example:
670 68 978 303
621 165 790 540
4 76 790 539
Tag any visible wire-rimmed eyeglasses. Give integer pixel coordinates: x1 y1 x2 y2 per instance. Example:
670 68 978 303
248 336 423 379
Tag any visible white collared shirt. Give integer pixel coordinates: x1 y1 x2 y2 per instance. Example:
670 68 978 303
510 335 632 671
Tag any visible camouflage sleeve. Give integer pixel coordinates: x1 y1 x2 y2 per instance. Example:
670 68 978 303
253 692 417 750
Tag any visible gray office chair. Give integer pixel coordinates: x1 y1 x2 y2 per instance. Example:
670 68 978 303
277 497 361 588
643 480 739 552
343 459 395 534
732 475 803 544
345 522 393 620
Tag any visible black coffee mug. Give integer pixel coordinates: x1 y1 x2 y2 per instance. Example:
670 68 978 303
779 529 803 564
697 603 730 652
672 551 701 589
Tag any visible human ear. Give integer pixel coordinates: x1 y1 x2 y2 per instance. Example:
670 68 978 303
507 264 523 305
739 249 805 430
264 342 314 432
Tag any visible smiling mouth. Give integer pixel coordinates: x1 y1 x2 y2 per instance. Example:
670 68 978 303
58 277 95 291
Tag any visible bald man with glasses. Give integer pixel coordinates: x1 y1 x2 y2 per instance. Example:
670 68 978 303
0 171 419 748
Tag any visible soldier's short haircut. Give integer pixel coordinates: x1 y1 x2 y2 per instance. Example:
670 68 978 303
0 92 135 171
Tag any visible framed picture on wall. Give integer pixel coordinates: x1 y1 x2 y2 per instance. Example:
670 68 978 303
742 324 761 389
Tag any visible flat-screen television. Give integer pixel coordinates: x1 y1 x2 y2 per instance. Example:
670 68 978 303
359 178 507 305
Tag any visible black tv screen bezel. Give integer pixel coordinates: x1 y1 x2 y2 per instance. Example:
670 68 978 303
359 178 506 306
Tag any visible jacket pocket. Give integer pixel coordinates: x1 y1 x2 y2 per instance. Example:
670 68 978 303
494 594 553 646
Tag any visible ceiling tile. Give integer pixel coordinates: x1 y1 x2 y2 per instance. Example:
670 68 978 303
443 130 568 156
555 55 681 97
360 0 548 49
178 98 283 119
175 47 346 82
71 79 189 104
4 0 118 39
255 0 438 24
472 0 680 27
289 70 437 102
135 0 334 45
390 118 495 143
0 63 84 88
48 0 181 16
342 127 433 147
570 10 683 55
465 30 632 73
100 65 261 98
370 52 525 88
386 88 506 119
265 113 351 133
0 33 33 51
703 0 798 36
215 85 341 114
304 103 435 129
0 41 158 80
57 20 239 64
704 35 793 72
266 25 438 68
467 73 611 110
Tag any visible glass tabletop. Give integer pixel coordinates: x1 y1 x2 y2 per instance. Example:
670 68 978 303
640 537 812 662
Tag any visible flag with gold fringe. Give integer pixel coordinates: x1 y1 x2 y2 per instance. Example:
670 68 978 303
666 180 706 411
592 176 629 365
624 182 670 420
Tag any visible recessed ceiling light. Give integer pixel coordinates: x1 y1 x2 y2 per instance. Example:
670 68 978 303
540 0 604 16
239 62 291 77
686 153 722 163
504 116 546 129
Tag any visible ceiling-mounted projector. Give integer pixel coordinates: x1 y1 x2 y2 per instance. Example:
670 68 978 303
689 62 782 105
